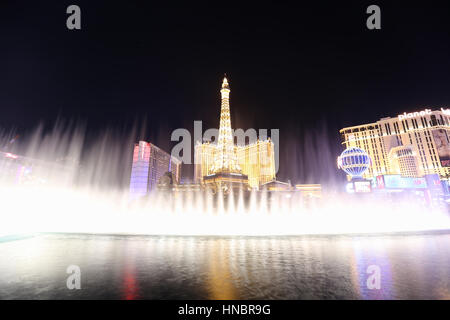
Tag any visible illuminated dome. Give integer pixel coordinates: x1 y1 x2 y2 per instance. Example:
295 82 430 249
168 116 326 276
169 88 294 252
337 147 371 178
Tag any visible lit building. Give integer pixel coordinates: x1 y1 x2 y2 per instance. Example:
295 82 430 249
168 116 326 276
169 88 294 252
340 108 450 180
260 180 292 192
194 142 216 181
388 145 420 178
237 140 276 188
295 184 322 198
194 76 276 191
129 141 181 198
0 150 77 185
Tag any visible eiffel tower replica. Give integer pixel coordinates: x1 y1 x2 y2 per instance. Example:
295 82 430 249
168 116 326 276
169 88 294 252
203 76 249 193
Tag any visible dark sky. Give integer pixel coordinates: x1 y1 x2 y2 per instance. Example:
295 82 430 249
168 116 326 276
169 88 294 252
2 1 450 183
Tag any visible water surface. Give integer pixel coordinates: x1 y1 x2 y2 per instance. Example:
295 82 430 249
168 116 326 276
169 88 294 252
0 233 449 299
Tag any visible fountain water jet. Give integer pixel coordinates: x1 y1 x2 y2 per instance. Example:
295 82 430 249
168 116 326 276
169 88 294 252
0 122 449 237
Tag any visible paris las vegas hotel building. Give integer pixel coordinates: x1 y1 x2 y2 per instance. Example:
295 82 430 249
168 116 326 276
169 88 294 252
340 108 450 180
129 76 277 197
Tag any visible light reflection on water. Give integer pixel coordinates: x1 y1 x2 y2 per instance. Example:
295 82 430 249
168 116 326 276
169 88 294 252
0 233 449 299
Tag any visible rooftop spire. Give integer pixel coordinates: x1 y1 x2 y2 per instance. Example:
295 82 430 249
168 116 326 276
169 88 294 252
222 75 229 89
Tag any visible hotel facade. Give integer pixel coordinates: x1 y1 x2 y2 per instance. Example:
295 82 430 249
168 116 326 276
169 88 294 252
340 108 450 180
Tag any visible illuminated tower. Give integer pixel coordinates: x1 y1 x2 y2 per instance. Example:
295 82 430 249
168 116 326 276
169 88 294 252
195 75 276 192
213 76 241 174
218 76 232 148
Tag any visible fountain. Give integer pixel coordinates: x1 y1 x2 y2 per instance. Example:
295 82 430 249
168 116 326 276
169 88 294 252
0 121 449 238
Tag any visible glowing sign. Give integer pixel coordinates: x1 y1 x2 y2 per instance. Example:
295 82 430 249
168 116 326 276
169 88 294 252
424 174 442 192
345 182 354 193
382 175 427 189
376 175 385 189
398 109 431 121
354 181 371 193
5 153 18 159
432 129 450 167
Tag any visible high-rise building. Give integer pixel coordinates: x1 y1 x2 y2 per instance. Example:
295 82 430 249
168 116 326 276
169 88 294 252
340 108 450 180
194 76 276 190
237 140 276 188
129 141 181 198
388 145 420 178
194 142 216 181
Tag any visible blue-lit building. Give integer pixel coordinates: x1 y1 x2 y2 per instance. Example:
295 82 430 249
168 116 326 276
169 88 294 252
129 141 181 198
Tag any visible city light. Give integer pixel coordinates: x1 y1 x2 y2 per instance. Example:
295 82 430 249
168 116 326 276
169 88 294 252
2 1 450 304
1 182 450 237
4 153 18 159
1 82 449 238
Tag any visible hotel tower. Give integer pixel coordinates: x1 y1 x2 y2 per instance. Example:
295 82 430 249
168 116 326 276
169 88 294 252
194 76 276 191
340 108 450 180
130 141 182 197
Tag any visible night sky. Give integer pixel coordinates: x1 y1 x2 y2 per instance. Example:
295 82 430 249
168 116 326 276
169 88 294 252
2 1 450 183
